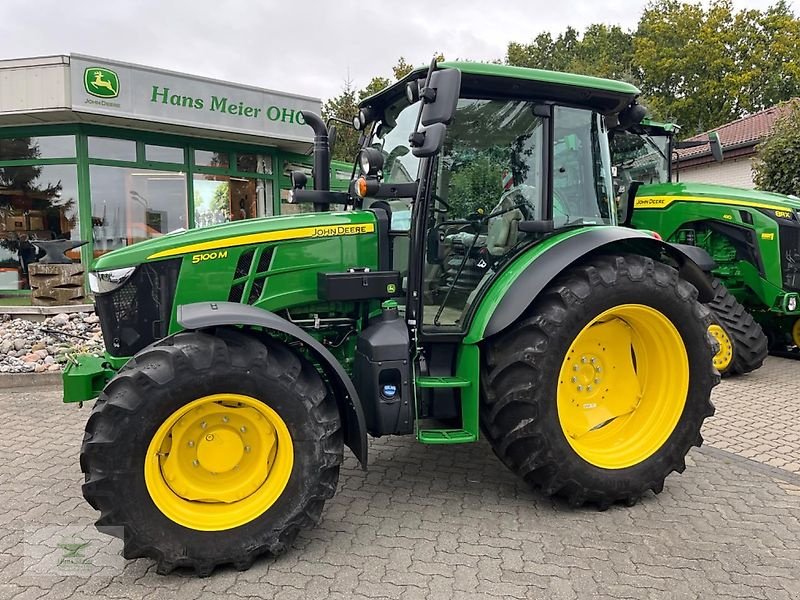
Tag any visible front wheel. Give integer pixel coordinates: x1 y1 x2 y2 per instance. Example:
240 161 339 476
80 328 343 575
705 277 768 376
480 255 717 508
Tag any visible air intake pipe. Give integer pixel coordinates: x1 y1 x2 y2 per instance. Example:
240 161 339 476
300 111 331 192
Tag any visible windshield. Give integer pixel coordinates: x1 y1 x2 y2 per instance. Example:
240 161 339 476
369 100 422 185
610 130 670 188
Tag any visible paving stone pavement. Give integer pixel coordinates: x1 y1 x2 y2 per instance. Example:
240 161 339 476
702 357 800 474
0 356 799 599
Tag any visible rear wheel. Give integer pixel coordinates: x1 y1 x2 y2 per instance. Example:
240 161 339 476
793 318 800 348
480 255 717 508
705 277 768 375
81 328 342 575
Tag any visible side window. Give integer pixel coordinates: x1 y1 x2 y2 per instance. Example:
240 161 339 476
552 107 614 227
422 99 545 329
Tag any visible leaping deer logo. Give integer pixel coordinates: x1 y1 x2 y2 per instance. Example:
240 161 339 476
84 67 119 98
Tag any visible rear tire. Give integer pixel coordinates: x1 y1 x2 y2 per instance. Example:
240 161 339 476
480 255 717 508
706 277 768 376
81 328 342 576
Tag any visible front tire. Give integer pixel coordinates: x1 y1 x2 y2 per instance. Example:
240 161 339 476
480 255 717 508
705 277 768 375
81 328 342 575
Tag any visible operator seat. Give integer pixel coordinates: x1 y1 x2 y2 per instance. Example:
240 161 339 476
486 185 537 257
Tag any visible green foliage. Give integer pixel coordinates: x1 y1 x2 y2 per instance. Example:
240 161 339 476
211 181 230 212
753 100 800 195
634 0 800 134
447 158 505 218
505 1 800 137
507 25 635 81
322 81 360 162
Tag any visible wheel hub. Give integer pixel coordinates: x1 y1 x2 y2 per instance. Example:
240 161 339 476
708 324 733 371
557 305 689 469
145 394 293 531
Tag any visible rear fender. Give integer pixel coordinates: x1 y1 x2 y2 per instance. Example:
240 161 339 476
465 227 715 344
177 301 368 468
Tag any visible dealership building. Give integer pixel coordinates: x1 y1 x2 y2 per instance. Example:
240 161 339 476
0 54 349 297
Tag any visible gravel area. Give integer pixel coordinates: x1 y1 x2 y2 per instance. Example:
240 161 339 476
0 312 103 374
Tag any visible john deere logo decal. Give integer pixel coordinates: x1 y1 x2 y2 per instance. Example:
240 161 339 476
84 67 119 98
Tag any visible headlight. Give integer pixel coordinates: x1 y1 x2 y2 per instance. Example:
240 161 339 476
357 147 385 176
788 295 799 312
89 266 136 294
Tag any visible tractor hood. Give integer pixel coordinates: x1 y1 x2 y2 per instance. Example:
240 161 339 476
639 181 800 212
91 211 377 271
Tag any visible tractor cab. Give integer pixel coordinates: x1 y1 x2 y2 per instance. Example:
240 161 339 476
345 62 637 331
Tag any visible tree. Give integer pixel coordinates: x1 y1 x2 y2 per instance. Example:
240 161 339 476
634 0 800 134
752 100 800 196
322 79 360 162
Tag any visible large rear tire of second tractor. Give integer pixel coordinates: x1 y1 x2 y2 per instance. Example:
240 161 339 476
480 255 717 508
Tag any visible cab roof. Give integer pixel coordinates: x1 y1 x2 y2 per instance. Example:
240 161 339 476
360 61 641 116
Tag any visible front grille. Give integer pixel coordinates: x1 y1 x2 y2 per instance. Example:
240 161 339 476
95 258 182 357
779 224 800 291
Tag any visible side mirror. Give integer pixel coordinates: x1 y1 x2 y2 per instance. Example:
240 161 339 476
618 103 647 130
708 131 723 162
420 68 461 126
621 180 643 227
290 170 308 190
411 123 447 157
426 227 444 264
328 125 337 156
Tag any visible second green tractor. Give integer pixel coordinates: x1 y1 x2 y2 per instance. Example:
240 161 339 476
611 120 800 374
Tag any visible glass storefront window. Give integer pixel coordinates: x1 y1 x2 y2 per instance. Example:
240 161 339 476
193 174 271 226
0 164 80 290
0 135 76 160
193 149 229 169
236 153 272 175
145 144 185 164
89 166 187 255
88 137 137 162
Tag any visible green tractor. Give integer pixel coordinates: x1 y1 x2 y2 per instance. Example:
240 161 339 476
610 119 800 371
65 62 719 575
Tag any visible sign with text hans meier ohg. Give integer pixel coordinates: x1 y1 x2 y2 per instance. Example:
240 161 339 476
69 55 319 143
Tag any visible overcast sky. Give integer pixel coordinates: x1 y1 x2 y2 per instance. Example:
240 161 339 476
1 0 794 102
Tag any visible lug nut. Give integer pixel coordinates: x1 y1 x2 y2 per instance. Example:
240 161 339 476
587 385 593 392
571 377 577 383
187 440 195 448
200 421 207 430
192 459 199 467
222 416 229 423
581 356 587 364
594 379 600 384
573 365 579 372
240 426 247 433
577 385 583 391
244 446 251 453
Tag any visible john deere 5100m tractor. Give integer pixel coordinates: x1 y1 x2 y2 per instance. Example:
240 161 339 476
65 62 718 575
610 120 800 372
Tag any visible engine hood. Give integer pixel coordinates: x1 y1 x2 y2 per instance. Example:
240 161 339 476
92 210 377 271
638 182 800 212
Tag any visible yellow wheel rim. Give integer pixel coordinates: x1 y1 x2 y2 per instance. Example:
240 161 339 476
708 324 733 371
144 394 293 531
556 304 689 470
792 318 800 348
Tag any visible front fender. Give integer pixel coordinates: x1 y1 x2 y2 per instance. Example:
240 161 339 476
465 226 714 344
177 301 368 468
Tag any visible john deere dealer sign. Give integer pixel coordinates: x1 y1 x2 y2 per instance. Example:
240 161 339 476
70 55 319 143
